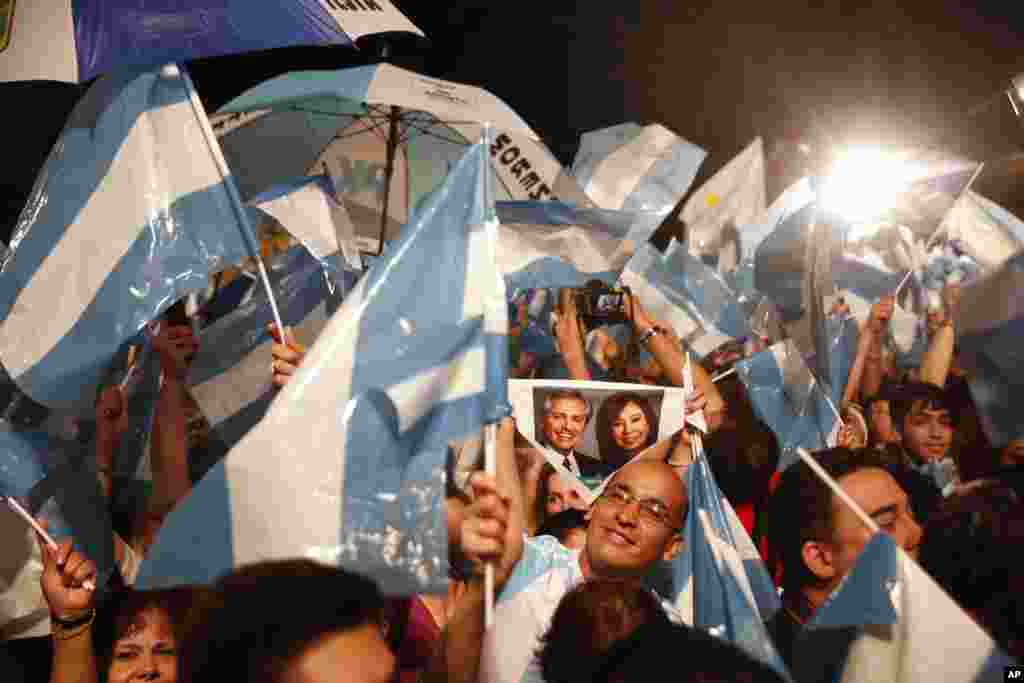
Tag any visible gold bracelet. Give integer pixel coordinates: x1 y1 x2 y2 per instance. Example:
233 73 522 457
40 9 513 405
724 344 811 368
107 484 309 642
52 611 95 641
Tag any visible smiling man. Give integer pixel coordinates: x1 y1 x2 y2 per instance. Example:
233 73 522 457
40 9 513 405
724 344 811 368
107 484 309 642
762 447 923 669
539 389 614 481
479 459 687 683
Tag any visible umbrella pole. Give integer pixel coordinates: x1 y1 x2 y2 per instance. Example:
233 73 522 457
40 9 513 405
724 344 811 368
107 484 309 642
376 106 402 256
176 64 286 335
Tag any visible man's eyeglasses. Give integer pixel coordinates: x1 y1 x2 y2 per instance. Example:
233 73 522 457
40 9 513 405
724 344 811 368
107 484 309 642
598 485 680 531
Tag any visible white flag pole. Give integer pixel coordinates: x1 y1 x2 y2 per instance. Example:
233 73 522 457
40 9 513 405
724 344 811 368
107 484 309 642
175 64 286 336
796 448 879 533
480 124 502 630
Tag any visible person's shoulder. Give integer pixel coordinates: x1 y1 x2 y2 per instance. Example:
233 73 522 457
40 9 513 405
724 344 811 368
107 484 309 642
500 535 577 604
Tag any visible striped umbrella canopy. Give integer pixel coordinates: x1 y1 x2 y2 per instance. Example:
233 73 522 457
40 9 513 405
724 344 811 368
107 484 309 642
211 64 590 254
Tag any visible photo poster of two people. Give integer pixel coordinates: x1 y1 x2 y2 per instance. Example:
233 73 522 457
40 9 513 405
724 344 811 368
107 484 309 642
508 379 689 501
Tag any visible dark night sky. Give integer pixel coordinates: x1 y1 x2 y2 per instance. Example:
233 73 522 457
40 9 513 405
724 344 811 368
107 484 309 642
4 1 1024 240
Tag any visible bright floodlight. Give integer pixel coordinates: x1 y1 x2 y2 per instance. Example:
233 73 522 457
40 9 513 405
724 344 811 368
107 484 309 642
817 147 924 225
1009 73 1024 117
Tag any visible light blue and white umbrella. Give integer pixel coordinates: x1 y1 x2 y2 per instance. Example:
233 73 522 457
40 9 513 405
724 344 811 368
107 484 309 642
212 64 570 253
0 0 423 83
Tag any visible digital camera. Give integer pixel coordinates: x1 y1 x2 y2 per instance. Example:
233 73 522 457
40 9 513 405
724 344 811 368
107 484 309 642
574 281 632 327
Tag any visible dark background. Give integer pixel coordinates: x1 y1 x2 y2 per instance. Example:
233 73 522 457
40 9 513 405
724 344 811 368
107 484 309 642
4 1 1024 244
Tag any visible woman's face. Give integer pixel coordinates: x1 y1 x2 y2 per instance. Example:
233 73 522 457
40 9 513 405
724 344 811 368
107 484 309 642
546 473 587 517
611 402 651 453
108 608 178 683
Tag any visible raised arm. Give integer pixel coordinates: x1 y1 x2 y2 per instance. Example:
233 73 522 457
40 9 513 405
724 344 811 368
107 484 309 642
37 534 100 683
148 325 197 524
918 284 958 388
627 294 726 421
426 418 524 683
554 289 592 381
859 295 893 400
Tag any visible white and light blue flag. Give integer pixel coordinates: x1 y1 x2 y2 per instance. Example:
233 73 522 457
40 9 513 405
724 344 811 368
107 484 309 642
680 137 767 273
735 340 840 471
0 66 253 417
795 534 1015 683
673 454 789 680
187 246 355 459
944 190 1024 273
136 140 510 595
247 174 363 272
957 251 1024 447
618 243 754 358
495 200 664 292
0 420 116 589
571 123 706 233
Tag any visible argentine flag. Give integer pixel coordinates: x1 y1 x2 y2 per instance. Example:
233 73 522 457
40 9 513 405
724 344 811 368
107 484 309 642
0 420 116 589
674 453 790 680
735 340 840 471
957 251 1024 447
495 200 665 292
680 137 767 274
247 174 364 273
795 534 1016 683
619 243 753 358
136 140 509 595
571 122 707 234
0 66 253 417
187 246 356 458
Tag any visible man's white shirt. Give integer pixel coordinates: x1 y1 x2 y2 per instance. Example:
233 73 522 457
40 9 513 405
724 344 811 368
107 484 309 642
480 535 685 683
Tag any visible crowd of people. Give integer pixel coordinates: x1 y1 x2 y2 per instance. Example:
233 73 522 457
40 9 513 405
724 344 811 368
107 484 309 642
2 251 1023 682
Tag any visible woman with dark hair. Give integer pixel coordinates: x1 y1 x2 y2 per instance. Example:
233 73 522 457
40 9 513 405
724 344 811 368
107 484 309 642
595 393 660 469
36 533 198 683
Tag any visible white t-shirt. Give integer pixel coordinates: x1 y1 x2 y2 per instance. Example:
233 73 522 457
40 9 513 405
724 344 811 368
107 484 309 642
479 535 683 683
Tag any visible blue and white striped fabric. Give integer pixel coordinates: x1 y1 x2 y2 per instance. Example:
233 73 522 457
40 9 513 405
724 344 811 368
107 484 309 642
571 123 706 234
742 177 816 265
0 420 116 588
0 67 253 418
0 0 422 83
187 246 355 457
674 465 792 681
680 137 767 273
247 175 363 272
957 251 1024 446
495 200 665 292
796 534 1015 683
945 190 1024 272
618 244 754 358
674 454 783 636
136 141 509 595
735 340 839 471
806 216 859 407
